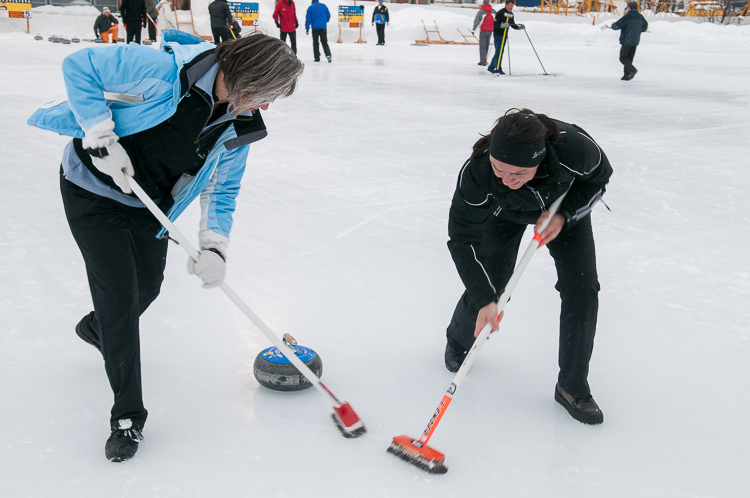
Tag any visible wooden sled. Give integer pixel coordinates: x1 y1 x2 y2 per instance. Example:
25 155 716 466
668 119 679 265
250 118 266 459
415 21 456 44
456 28 479 45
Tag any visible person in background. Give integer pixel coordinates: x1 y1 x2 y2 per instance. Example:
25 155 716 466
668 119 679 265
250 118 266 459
27 32 304 463
230 17 242 39
157 0 176 32
273 0 299 54
488 0 524 75
472 0 495 66
371 0 389 46
445 108 612 426
209 0 233 44
94 7 119 43
120 0 147 44
611 1 648 81
145 0 159 42
305 0 331 62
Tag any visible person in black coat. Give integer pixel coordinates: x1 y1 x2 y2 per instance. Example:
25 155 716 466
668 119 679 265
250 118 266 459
371 0 389 46
445 108 612 425
209 0 233 44
120 0 147 44
611 1 648 80
94 7 120 43
488 0 525 74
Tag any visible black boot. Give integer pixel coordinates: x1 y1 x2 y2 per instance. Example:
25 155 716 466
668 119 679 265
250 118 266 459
75 312 101 353
554 383 604 425
105 420 143 462
444 342 468 373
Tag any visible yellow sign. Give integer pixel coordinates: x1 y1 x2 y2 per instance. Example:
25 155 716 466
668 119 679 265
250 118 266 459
0 0 32 18
228 2 258 26
338 5 364 28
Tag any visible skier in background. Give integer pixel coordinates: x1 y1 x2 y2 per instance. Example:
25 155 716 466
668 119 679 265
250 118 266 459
273 0 299 54
372 0 389 46
209 0 233 44
305 0 331 62
472 0 495 66
94 7 119 43
488 0 525 75
119 0 147 44
27 32 303 463
444 108 612 425
611 1 648 81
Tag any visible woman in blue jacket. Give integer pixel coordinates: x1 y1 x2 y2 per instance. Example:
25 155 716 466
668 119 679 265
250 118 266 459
28 31 303 463
305 0 331 62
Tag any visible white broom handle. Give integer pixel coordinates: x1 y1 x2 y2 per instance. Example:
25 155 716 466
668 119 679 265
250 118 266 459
125 176 341 407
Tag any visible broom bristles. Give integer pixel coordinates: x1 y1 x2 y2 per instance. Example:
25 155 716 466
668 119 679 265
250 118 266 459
387 436 448 474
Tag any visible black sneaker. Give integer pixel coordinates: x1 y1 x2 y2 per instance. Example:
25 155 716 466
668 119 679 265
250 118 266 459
75 313 101 353
554 383 604 425
444 343 468 373
327 55 332 63
105 420 143 462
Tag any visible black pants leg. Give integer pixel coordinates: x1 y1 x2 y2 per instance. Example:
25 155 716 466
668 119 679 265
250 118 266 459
446 216 599 398
313 28 330 60
60 173 168 429
212 27 231 44
619 45 637 75
376 23 385 44
126 23 141 44
281 30 297 54
148 17 157 41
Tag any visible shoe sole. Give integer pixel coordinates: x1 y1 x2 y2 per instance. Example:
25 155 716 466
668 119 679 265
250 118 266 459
554 387 604 425
75 321 102 353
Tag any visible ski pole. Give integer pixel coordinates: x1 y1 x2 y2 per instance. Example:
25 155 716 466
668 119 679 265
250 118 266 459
388 188 570 473
125 176 365 438
524 29 548 75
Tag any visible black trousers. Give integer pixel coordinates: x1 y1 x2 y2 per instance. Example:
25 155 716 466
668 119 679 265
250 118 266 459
280 30 297 54
147 16 157 41
619 45 637 75
312 28 330 61
376 23 385 44
126 22 142 44
60 172 168 429
446 215 600 398
212 26 231 44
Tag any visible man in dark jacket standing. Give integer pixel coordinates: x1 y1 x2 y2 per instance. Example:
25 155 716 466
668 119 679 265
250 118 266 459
611 2 648 80
488 0 525 75
273 0 299 54
371 0 389 46
209 0 233 44
120 0 147 44
94 7 119 43
305 0 331 62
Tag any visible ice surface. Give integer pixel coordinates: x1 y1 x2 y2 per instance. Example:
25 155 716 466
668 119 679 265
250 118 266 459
1 7 749 498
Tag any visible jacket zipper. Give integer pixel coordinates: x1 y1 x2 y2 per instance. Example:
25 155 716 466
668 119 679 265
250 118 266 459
526 186 546 211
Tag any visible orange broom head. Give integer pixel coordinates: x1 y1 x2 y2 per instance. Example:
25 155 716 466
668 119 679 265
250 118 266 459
332 402 366 438
387 435 448 474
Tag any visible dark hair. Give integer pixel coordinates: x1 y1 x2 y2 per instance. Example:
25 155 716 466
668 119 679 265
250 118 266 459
627 1 638 10
505 0 515 4
471 108 560 159
215 33 304 111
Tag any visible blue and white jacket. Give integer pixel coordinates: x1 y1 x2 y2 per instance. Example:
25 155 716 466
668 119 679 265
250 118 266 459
27 30 268 257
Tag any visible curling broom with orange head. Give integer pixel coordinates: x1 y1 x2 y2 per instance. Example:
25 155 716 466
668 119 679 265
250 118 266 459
388 188 570 473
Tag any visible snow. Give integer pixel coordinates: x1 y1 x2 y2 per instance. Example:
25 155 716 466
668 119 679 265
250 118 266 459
1 5 750 497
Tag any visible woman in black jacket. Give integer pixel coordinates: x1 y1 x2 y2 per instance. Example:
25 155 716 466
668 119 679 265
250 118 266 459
445 108 612 425
120 0 147 44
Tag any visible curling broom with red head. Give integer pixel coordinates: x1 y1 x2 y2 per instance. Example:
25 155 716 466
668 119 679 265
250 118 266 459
388 190 569 472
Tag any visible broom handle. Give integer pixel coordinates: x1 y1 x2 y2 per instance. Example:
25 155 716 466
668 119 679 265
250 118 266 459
125 176 343 408
419 188 570 445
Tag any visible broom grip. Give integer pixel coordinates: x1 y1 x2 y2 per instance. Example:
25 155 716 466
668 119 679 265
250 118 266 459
125 176 342 407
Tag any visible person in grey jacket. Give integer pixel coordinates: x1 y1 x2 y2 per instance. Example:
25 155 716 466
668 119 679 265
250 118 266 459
611 2 648 80
145 0 159 41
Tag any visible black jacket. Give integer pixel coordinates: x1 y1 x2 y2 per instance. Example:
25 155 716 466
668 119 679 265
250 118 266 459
209 0 233 28
93 13 119 37
120 0 146 25
493 8 519 36
447 121 612 307
611 9 648 46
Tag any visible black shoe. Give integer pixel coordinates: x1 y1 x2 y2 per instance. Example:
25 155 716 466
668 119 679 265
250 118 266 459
554 383 604 425
327 55 332 63
75 313 101 353
105 420 143 462
478 62 487 66
314 59 320 62
444 342 468 373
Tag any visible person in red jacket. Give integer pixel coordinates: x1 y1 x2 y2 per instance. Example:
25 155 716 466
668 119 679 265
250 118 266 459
273 0 299 54
472 0 495 66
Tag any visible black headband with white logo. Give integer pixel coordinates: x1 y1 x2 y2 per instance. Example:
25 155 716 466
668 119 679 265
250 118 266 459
489 129 547 168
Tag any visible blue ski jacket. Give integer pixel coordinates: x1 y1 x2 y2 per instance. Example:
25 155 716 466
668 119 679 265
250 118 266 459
305 0 330 30
611 9 648 46
28 30 268 255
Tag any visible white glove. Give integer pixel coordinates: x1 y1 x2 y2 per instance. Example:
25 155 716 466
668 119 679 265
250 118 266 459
82 120 134 194
187 249 226 289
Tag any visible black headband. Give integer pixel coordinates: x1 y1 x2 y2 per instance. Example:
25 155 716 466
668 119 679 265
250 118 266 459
489 129 547 168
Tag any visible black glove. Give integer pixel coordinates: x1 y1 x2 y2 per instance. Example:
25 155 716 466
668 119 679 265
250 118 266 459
306 29 309 35
515 24 525 30
276 22 280 28
295 21 299 28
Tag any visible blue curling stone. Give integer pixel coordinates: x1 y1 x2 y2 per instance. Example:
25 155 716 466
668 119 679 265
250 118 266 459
253 345 323 392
